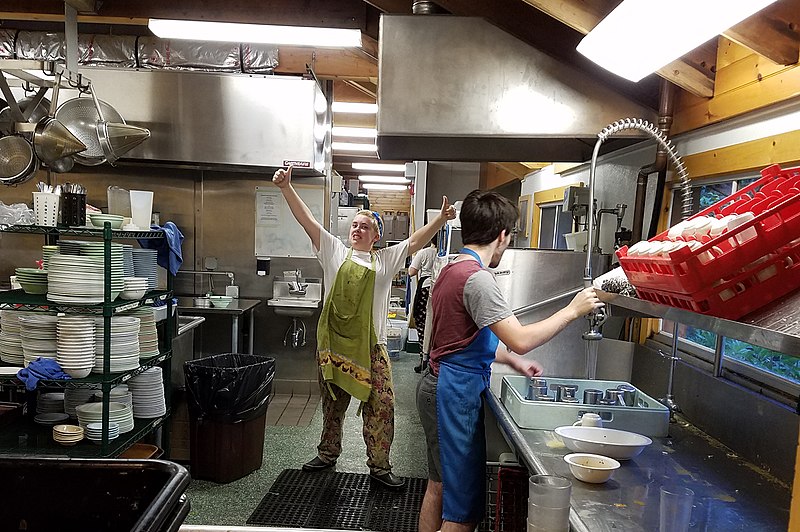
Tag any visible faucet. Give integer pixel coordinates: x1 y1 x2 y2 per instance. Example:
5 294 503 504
658 321 682 419
593 203 627 252
583 118 693 346
287 269 307 296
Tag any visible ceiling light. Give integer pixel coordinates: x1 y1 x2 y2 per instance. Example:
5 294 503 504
148 19 363 48
332 126 377 138
576 0 778 82
352 162 406 173
362 183 409 191
357 175 411 184
331 102 378 114
332 142 377 152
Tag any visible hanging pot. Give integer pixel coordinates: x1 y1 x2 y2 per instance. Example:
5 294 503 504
0 96 50 136
0 135 39 186
33 72 87 165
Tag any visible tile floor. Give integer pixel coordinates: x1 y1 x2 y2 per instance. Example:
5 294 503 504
184 351 428 526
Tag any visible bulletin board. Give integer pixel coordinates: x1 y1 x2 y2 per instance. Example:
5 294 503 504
255 184 325 258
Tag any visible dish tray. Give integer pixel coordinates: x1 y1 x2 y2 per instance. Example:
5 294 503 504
500 375 669 437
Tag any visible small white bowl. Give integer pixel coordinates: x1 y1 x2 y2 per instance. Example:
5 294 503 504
120 289 147 300
209 296 233 308
564 453 621 483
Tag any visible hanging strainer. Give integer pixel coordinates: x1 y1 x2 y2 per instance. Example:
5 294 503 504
55 87 124 166
88 87 150 165
0 135 39 185
33 72 87 165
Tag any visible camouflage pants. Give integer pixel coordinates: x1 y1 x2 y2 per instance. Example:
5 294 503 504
316 343 395 474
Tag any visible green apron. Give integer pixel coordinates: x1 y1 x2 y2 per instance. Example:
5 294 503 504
317 247 377 403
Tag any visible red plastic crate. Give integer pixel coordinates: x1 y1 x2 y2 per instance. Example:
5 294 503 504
617 163 800 296
632 237 800 320
495 466 529 532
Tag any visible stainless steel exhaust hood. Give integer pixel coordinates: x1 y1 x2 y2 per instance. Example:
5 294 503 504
377 16 657 162
84 68 330 175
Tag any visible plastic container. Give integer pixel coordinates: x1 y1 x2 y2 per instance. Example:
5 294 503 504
617 163 800 319
130 190 154 230
32 192 59 227
60 192 86 227
0 457 190 532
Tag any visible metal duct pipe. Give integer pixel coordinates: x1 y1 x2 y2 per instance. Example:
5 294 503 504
631 78 675 243
412 1 446 14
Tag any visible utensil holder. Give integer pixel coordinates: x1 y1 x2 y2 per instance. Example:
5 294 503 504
60 192 86 227
32 192 60 227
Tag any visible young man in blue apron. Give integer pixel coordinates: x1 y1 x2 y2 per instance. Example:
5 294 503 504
416 189 603 530
273 166 456 489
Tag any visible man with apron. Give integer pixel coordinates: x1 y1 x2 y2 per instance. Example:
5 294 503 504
408 235 438 373
416 190 602 530
273 166 456 489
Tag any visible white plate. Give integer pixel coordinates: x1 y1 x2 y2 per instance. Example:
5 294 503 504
554 426 652 460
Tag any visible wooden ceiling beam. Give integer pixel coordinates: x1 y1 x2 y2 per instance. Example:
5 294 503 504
519 0 715 98
721 0 800 66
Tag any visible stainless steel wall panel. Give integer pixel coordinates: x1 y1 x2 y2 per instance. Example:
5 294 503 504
377 16 657 162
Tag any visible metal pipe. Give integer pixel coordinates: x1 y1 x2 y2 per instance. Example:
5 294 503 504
712 333 725 378
178 270 236 285
513 287 582 316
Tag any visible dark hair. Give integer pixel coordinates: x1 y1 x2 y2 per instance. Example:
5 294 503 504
430 232 438 247
460 190 518 246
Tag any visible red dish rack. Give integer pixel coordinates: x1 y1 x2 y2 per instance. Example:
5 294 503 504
616 164 800 320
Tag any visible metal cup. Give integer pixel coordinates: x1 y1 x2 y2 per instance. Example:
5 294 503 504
562 385 578 400
583 389 603 405
616 384 637 406
604 389 625 406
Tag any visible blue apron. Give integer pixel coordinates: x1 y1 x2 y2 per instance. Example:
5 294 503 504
436 248 499 523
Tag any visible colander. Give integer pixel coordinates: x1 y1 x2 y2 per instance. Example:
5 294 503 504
33 72 86 165
55 88 124 166
0 96 51 136
0 135 39 186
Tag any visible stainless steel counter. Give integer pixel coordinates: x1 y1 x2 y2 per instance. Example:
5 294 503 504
176 297 262 354
485 391 790 531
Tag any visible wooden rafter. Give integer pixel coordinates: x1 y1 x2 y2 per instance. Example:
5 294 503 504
722 0 800 66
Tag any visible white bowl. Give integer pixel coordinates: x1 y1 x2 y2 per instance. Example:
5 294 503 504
564 453 620 483
209 296 233 308
554 426 652 460
120 289 147 300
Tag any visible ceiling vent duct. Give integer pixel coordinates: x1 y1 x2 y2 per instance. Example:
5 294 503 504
377 16 658 162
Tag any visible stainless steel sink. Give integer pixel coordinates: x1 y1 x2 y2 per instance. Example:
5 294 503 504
268 297 321 317
268 277 322 317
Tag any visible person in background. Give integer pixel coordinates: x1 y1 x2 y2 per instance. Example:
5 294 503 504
273 166 456 489
408 233 438 373
416 189 602 531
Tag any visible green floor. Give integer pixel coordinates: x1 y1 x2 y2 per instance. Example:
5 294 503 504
184 351 428 526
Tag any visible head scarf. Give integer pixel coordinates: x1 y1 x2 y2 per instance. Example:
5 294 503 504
371 211 383 239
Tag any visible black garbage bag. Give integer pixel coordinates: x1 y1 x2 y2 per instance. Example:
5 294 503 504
184 353 275 423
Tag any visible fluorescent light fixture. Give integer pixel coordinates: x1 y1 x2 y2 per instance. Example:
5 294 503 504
577 0 778 82
148 19 363 48
357 175 411 184
362 183 409 191
352 162 406 172
332 126 377 138
332 142 377 153
331 102 378 114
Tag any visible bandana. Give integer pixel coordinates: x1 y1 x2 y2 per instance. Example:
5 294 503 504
371 211 383 238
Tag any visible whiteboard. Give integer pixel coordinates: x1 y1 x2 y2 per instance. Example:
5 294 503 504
255 185 325 258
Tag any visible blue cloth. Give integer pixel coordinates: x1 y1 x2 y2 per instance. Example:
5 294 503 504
17 358 71 391
138 221 184 276
436 325 498 523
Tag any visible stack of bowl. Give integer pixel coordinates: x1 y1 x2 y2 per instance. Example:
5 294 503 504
85 421 120 444
209 295 233 308
120 276 148 300
15 268 48 294
52 424 83 446
41 245 59 270
88 213 124 229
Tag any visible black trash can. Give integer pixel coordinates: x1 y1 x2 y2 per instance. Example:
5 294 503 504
184 353 275 483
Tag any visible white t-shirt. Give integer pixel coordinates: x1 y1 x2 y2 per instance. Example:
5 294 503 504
410 246 437 280
315 230 410 344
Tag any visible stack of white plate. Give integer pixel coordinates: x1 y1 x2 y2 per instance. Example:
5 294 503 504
75 401 134 433
35 412 69 425
121 307 160 359
128 367 166 419
47 253 123 304
19 314 58 367
56 316 96 378
0 310 30 366
132 248 158 291
36 392 65 414
93 316 141 373
85 421 120 444
65 385 99 418
53 424 84 446
120 276 149 300
93 385 133 410
42 245 59 271
122 244 135 277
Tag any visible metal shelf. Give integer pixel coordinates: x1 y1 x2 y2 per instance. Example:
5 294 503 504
598 289 800 355
0 412 170 458
0 225 165 239
0 289 172 313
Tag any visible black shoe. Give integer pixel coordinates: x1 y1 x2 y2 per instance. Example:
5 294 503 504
370 471 405 489
302 456 336 472
414 363 422 373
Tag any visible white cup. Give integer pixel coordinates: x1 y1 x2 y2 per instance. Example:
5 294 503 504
129 190 154 230
573 413 603 428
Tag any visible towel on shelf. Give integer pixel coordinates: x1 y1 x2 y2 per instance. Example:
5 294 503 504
16 358 71 391
138 221 184 276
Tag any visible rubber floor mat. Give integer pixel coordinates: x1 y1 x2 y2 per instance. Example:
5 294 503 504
247 468 427 531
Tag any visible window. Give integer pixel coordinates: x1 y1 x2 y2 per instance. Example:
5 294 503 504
538 203 573 250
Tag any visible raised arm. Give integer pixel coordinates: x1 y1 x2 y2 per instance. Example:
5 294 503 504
489 287 603 355
407 196 456 255
272 166 322 251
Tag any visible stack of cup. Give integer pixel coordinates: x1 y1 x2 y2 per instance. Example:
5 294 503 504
659 485 694 532
528 475 572 532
